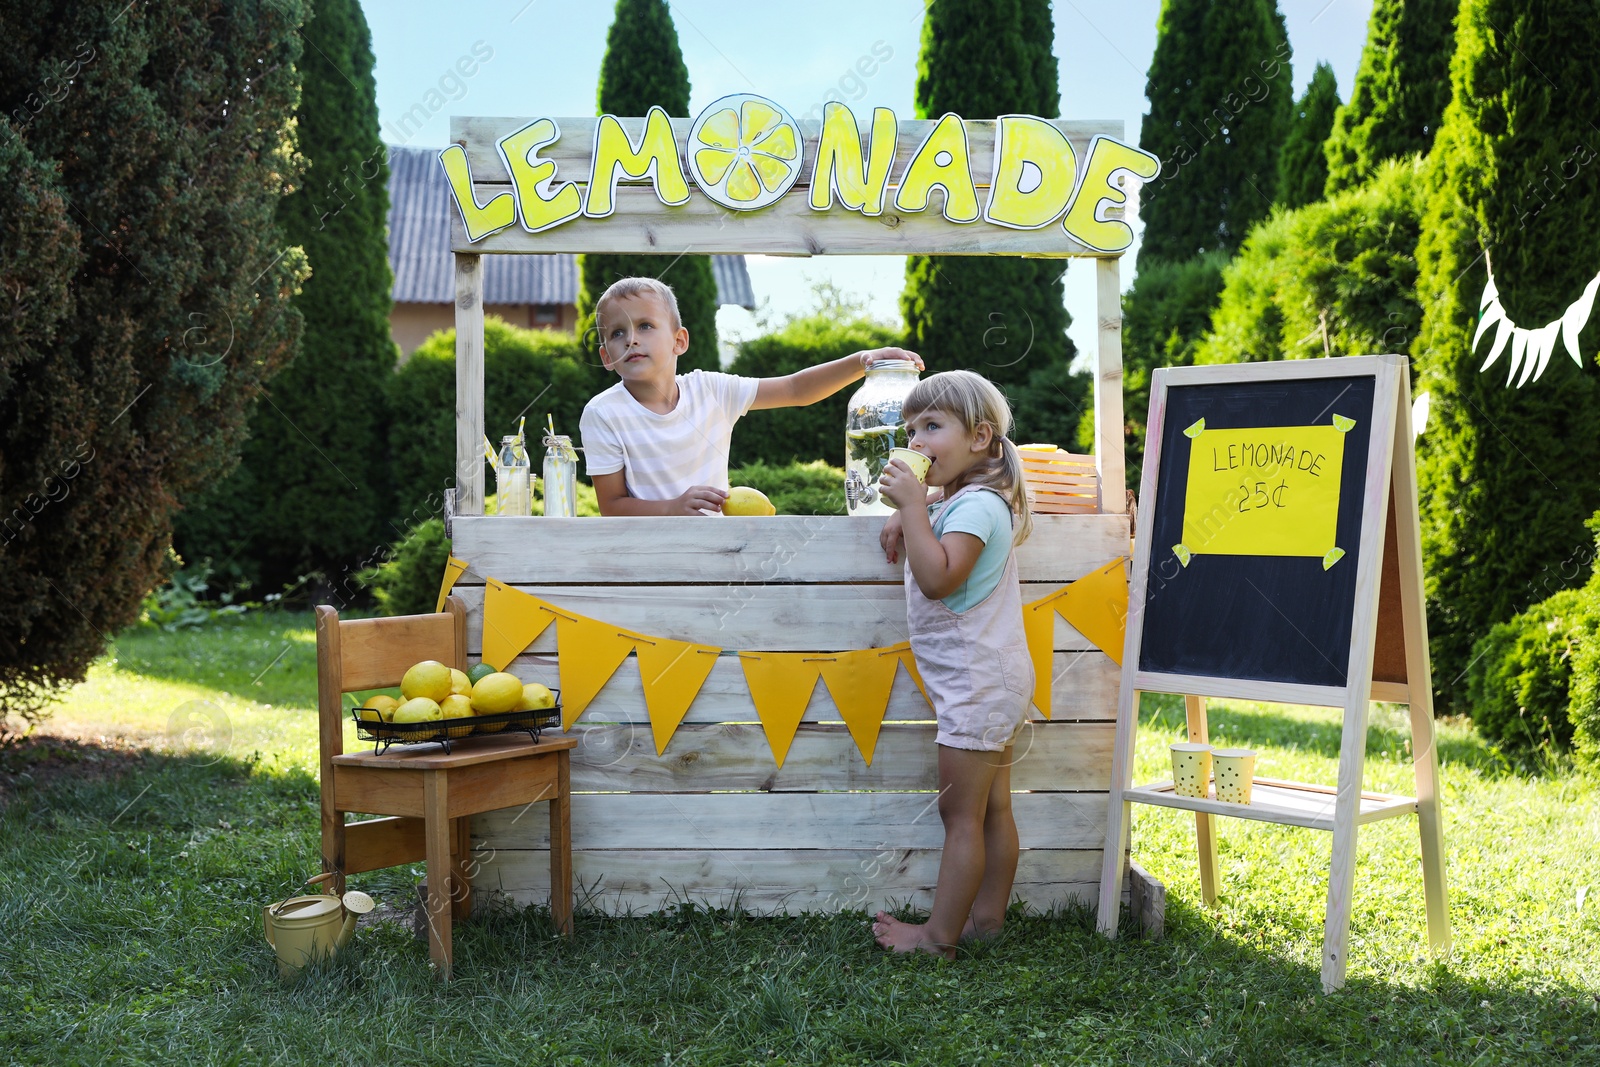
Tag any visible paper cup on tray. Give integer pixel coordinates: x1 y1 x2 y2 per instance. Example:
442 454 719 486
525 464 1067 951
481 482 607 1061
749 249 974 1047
1212 748 1256 804
1170 742 1212 798
883 448 931 509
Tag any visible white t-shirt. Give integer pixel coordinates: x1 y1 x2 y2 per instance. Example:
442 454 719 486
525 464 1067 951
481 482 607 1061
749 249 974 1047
580 370 760 502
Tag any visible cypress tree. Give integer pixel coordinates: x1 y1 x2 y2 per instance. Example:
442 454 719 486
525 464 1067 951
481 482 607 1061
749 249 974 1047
900 0 1077 411
576 0 719 371
175 0 396 591
1138 0 1294 259
1323 0 1457 194
1276 62 1341 210
1413 0 1600 713
0 0 305 723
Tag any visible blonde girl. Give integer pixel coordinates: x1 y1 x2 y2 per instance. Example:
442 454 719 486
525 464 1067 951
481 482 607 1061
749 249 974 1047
873 370 1034 956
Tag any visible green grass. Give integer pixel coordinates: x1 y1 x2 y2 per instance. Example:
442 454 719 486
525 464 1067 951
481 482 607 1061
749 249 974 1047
2 613 1598 1065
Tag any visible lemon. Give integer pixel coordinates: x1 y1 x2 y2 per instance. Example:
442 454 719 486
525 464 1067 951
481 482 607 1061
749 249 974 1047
401 660 452 703
687 94 803 210
467 663 497 685
520 682 556 712
440 694 475 719
361 694 401 722
393 697 442 739
723 486 776 516
471 672 525 714
356 707 382 723
448 668 472 697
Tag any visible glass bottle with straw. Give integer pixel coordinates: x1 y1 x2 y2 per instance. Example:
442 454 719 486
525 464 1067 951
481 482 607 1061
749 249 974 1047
542 414 578 518
490 418 532 516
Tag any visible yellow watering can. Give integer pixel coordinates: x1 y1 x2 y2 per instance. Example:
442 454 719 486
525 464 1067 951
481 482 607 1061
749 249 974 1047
263 873 375 978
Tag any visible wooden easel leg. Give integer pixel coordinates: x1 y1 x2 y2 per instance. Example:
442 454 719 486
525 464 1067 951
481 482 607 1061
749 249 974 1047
1321 690 1371 993
550 749 573 936
1097 686 1142 936
451 816 473 922
1386 364 1451 960
1184 695 1221 906
423 771 453 979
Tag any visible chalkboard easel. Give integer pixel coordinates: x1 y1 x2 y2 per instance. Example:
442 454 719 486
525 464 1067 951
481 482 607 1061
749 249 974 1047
1096 356 1450 994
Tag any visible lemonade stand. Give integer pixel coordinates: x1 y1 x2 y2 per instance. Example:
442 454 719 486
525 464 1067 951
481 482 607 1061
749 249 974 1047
429 98 1156 921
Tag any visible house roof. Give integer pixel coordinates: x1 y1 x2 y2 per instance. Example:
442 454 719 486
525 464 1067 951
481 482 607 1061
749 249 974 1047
386 145 756 309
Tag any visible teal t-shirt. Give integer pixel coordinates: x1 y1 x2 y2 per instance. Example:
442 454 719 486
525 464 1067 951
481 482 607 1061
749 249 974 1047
928 489 1016 613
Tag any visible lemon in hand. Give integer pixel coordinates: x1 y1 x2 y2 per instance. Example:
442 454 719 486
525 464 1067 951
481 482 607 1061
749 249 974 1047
723 486 776 516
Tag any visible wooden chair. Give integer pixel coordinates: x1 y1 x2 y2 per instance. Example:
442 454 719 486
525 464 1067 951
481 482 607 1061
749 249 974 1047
315 595 575 978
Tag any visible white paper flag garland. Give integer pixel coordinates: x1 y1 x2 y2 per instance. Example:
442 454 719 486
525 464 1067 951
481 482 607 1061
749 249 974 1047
1476 257 1600 387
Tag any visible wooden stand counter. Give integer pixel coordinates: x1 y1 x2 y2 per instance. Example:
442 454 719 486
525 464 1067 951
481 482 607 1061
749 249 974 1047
451 511 1131 915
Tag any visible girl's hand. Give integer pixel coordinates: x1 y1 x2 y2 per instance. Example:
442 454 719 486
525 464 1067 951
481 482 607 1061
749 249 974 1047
880 509 905 564
859 347 925 372
879 458 923 511
673 485 728 515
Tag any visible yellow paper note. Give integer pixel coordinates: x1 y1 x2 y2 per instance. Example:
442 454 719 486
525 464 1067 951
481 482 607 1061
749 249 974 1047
818 649 902 766
635 638 721 755
435 556 470 614
739 653 819 769
556 615 637 729
1181 423 1346 558
482 578 556 671
1057 557 1130 666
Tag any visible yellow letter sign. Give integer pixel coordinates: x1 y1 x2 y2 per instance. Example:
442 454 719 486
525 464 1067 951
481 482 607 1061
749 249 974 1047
497 118 583 233
585 105 691 218
810 103 897 215
1060 136 1160 253
984 115 1077 229
894 112 979 223
438 145 515 242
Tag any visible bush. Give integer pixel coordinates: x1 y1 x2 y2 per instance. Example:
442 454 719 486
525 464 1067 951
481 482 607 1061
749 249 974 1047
728 313 901 467
388 318 604 526
1464 587 1598 753
730 460 846 516
360 519 450 618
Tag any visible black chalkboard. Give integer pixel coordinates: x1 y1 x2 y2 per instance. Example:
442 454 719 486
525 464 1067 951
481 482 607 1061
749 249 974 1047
1136 374 1377 688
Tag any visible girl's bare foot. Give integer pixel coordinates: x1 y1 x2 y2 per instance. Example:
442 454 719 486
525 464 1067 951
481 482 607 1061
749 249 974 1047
872 911 955 959
960 916 1002 943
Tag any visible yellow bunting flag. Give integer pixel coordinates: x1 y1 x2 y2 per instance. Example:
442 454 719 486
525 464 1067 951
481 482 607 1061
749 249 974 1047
818 649 902 765
635 637 721 755
1022 591 1064 719
435 556 469 614
556 614 638 729
882 641 932 710
1056 557 1130 666
482 578 556 671
739 653 819 768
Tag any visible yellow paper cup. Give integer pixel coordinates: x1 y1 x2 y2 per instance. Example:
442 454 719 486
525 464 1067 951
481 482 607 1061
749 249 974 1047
1170 742 1212 799
1212 747 1256 804
883 448 931 510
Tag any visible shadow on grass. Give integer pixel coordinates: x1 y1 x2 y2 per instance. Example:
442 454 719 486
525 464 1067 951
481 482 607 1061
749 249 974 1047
1138 692 1548 780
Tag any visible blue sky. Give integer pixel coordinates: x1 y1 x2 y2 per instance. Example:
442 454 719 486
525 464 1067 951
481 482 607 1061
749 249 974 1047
365 0 1375 358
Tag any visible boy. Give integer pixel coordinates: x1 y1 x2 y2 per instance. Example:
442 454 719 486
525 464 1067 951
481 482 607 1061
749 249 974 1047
580 277 922 515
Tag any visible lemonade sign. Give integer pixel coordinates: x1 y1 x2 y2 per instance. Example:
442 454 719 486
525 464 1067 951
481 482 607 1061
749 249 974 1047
440 93 1159 253
1175 414 1357 571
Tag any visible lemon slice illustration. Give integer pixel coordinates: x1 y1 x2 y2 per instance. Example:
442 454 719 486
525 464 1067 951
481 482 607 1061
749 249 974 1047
688 94 804 210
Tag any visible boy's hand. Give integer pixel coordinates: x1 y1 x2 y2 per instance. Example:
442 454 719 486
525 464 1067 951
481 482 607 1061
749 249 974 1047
880 509 905 564
672 485 729 515
859 347 925 372
879 458 923 512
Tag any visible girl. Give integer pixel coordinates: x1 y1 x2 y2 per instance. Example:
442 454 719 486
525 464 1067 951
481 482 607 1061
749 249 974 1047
873 370 1034 957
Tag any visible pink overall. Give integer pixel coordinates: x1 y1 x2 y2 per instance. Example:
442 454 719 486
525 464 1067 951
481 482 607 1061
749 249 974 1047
904 484 1034 752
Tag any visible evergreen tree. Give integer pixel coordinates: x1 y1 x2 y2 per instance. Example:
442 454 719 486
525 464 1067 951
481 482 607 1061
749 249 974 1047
0 0 305 723
1138 0 1294 259
1413 0 1600 713
900 0 1079 418
1277 63 1341 210
176 0 396 591
1323 0 1457 194
576 0 719 371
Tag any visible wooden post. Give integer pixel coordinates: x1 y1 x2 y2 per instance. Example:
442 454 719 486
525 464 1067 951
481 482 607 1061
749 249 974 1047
1093 257 1126 513
455 253 485 517
315 606 346 896
1390 362 1452 960
423 771 454 978
1184 695 1221 905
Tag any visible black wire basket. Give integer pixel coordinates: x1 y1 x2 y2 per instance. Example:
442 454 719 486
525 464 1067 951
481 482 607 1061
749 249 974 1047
352 692 561 755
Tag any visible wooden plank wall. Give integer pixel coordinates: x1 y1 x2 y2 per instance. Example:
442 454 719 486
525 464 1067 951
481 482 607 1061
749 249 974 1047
448 116 1125 257
454 513 1128 915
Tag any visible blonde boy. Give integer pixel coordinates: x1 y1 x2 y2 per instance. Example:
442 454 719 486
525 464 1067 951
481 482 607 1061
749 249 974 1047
581 277 922 515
